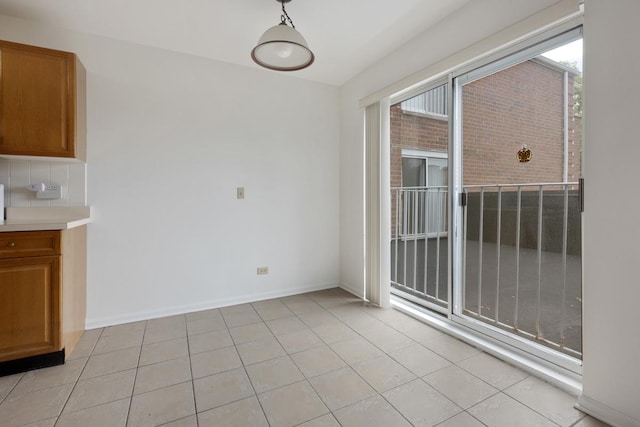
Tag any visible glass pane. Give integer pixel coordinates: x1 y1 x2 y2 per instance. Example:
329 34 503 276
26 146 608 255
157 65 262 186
427 158 447 186
402 157 426 187
427 159 448 235
390 83 449 310
460 37 583 358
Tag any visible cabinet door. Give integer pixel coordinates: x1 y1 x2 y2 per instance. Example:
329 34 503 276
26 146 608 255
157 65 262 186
0 256 61 362
0 42 77 158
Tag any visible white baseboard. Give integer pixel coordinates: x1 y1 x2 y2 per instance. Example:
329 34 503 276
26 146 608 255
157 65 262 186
85 282 338 329
339 281 364 299
576 395 640 427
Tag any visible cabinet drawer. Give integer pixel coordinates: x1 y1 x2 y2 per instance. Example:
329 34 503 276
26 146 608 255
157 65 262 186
0 231 61 259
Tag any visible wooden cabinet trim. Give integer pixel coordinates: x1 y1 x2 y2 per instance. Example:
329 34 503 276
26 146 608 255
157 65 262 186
0 230 61 259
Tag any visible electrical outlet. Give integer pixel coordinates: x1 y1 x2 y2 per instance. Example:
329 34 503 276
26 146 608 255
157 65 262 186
36 184 62 200
256 267 268 275
237 187 245 199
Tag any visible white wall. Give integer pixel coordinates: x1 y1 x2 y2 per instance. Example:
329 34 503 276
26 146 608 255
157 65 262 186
579 1 640 426
0 15 340 327
338 0 562 297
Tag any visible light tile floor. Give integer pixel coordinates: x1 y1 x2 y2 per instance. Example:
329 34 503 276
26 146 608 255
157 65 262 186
0 288 610 427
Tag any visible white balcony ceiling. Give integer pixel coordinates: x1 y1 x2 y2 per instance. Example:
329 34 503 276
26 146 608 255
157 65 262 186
0 0 472 85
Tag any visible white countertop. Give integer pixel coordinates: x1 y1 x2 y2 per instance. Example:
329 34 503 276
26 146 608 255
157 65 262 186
0 207 92 232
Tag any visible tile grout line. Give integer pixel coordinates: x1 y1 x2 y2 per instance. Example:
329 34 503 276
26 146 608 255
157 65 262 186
360 300 531 396
499 381 576 426
185 316 200 427
285 298 416 423
0 372 25 407
236 370 273 427
308 290 571 426
360 303 505 425
435 409 490 427
315 322 415 424
123 320 147 427
308 292 423 425
54 327 105 426
568 414 589 427
194 314 266 422
234 324 274 426
359 303 478 365
2 289 584 427
370 307 508 425
328 296 502 425
224 291 480 423
365 313 501 425
381 376 466 424
265 295 377 424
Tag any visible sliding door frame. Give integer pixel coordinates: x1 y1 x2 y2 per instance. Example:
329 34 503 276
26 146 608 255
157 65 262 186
362 3 585 390
383 24 585 386
389 78 452 315
450 26 583 374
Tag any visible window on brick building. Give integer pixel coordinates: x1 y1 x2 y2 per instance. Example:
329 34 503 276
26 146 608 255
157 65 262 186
401 150 448 236
400 85 448 119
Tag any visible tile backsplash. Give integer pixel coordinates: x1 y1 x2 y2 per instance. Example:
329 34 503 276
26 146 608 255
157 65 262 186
0 158 87 207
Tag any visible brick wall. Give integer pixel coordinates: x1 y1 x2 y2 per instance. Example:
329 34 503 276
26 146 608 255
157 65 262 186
461 59 580 185
390 106 448 189
390 106 448 236
390 59 582 237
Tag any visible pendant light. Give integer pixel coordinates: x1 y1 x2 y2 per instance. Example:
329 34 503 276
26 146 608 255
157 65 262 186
251 0 314 71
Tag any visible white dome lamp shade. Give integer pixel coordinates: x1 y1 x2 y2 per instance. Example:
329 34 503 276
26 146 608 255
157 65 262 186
251 0 314 71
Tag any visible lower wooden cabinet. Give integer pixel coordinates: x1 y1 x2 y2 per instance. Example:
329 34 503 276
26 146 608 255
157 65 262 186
0 256 60 361
0 227 86 367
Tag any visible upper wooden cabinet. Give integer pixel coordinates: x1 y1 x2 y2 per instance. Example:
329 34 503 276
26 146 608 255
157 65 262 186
0 40 86 161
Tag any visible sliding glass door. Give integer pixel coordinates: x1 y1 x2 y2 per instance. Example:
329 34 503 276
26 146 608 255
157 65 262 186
389 27 584 364
390 84 449 313
453 29 583 359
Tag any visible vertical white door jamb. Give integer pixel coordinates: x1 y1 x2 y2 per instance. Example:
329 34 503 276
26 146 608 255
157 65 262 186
451 75 464 317
380 99 391 308
365 101 391 308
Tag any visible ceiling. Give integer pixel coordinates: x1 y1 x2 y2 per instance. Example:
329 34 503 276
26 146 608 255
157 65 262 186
0 0 471 85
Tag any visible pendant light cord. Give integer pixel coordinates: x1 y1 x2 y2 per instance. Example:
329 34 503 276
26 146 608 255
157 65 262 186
280 0 296 28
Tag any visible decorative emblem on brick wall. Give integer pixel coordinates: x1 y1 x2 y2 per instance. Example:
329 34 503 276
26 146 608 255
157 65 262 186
517 145 532 163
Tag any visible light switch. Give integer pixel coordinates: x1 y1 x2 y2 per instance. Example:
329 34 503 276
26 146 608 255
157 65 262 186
237 187 245 199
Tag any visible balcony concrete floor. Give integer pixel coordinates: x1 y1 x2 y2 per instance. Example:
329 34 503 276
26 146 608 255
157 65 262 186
391 238 582 356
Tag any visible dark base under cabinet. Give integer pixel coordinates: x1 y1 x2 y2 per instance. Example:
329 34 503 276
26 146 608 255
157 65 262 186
0 226 87 376
0 350 65 377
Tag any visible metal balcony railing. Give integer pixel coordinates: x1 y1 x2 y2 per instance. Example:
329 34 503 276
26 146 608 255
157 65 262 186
391 182 582 357
462 181 582 357
391 186 449 311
